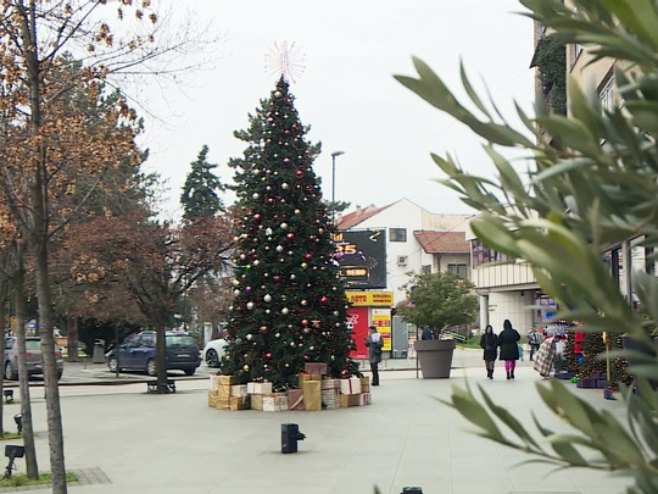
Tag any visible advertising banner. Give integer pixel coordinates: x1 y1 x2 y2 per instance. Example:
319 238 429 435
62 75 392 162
334 229 386 289
345 291 393 307
346 307 369 359
371 309 392 352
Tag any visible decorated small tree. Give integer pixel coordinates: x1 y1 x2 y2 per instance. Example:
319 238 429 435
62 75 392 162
222 77 358 390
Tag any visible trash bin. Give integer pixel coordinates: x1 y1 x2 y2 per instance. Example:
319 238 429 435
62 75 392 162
92 341 105 364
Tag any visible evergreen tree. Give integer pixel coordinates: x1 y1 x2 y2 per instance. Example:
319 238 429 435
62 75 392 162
222 77 358 389
180 145 224 219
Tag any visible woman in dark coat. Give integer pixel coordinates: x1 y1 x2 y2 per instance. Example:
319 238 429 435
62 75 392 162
498 319 521 379
479 324 498 379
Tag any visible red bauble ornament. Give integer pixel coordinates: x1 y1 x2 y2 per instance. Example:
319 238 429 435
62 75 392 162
304 253 313 260
319 296 328 305
253 213 261 222
273 275 281 282
301 319 309 327
295 169 303 177
259 325 268 334
286 233 294 240
264 352 272 360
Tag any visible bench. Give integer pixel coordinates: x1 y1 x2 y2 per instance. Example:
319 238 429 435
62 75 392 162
146 380 176 394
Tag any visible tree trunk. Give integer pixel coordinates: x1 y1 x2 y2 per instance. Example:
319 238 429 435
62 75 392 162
23 2 67 490
34 238 67 493
14 244 39 478
155 323 168 392
66 316 79 362
0 279 7 437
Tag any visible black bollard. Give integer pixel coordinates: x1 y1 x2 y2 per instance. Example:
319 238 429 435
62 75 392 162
401 488 423 494
281 423 306 454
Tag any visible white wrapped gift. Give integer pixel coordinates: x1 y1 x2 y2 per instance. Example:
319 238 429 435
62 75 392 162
340 377 361 395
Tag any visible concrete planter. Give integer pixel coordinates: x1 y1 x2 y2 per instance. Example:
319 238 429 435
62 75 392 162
415 339 456 379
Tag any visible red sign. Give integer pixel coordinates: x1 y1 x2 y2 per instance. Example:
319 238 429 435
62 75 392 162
346 307 369 359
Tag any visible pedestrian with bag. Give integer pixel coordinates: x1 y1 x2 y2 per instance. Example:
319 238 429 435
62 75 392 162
527 328 542 361
479 324 498 379
364 325 383 386
498 319 521 380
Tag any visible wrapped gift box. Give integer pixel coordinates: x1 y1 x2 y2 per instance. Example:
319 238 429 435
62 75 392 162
288 389 304 411
304 362 328 375
247 382 256 394
229 395 250 411
274 393 289 411
340 377 361 395
253 382 273 395
215 397 230 411
251 394 265 411
262 396 277 412
339 393 360 408
217 375 237 398
207 390 219 408
358 393 370 406
209 375 220 391
359 376 370 393
298 373 322 388
231 384 248 398
302 380 322 411
321 379 340 410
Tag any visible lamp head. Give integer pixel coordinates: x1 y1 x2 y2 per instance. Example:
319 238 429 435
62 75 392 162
331 150 345 158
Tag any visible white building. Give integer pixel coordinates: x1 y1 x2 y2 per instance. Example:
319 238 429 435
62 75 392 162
337 199 472 305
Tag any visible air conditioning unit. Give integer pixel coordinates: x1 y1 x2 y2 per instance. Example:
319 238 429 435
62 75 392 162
397 255 408 267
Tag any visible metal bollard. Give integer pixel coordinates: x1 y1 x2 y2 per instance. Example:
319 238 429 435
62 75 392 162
281 423 306 454
401 488 423 494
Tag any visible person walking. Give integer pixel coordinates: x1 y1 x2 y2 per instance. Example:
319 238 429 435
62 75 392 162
479 324 498 379
498 319 521 379
364 325 383 386
527 328 542 361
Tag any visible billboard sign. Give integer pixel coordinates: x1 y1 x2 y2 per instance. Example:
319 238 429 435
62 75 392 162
334 229 386 289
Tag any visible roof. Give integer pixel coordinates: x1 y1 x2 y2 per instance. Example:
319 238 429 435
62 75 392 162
336 203 393 230
414 231 469 254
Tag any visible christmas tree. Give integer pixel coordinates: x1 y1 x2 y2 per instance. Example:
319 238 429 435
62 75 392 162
222 77 359 390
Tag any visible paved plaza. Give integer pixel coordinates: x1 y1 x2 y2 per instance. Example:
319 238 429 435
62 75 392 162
3 350 631 493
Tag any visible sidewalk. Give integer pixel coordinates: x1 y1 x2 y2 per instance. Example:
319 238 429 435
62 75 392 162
12 357 631 494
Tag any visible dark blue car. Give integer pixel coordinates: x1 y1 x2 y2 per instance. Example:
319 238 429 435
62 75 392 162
106 331 200 376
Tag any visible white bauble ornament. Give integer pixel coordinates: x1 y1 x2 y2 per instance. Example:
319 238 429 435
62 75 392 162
282 183 289 190
263 294 272 303
280 222 288 230
246 334 253 341
276 245 284 252
233 289 240 296
281 307 289 315
252 193 260 199
266 228 273 235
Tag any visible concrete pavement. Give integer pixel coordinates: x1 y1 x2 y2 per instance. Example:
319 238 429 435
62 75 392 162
3 348 632 493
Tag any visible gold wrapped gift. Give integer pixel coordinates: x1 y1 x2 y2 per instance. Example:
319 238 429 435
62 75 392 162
302 380 322 411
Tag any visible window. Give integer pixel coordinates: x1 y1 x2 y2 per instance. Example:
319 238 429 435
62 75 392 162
570 43 583 68
471 239 514 268
599 75 615 113
389 228 407 242
448 264 468 279
421 265 431 274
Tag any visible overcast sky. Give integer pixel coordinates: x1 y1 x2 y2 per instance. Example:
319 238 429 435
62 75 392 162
139 0 535 220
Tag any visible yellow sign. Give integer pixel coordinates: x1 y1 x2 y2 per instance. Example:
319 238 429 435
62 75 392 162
345 291 393 307
371 309 391 351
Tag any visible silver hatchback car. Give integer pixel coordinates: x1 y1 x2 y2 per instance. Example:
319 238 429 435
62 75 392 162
4 336 64 380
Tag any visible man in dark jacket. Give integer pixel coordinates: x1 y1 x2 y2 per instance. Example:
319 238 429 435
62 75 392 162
498 319 521 379
364 326 383 386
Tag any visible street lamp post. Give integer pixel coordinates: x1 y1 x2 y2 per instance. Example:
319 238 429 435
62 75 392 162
331 150 345 223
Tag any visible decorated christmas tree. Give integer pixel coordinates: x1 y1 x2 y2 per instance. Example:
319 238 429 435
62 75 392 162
221 76 359 390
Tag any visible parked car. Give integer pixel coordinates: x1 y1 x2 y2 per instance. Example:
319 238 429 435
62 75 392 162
4 336 64 380
202 338 227 368
106 331 200 376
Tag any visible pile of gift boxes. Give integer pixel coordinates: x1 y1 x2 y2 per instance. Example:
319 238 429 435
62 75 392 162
207 362 371 411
